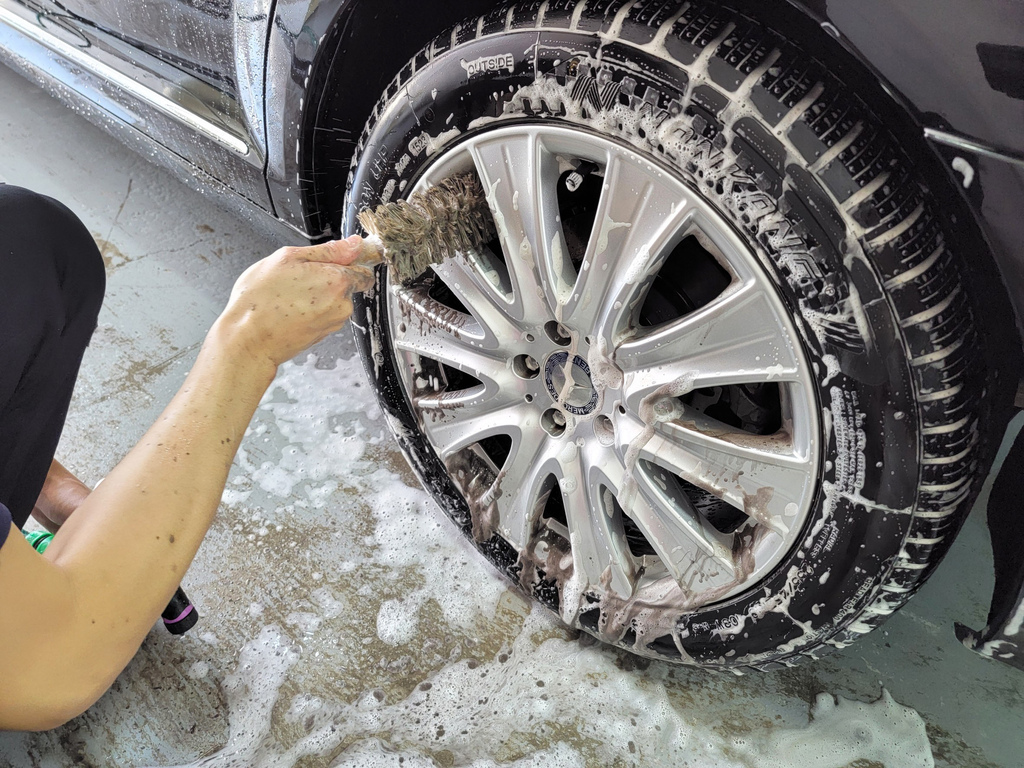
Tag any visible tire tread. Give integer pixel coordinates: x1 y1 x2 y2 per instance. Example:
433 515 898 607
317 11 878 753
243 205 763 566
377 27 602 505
345 0 993 668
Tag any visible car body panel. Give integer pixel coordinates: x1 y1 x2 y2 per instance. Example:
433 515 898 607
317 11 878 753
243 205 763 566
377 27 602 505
4 0 272 191
800 0 1023 154
32 0 237 91
956 423 1024 672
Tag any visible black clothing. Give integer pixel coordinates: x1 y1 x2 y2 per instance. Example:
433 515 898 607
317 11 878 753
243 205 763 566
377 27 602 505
0 503 9 550
0 185 105 533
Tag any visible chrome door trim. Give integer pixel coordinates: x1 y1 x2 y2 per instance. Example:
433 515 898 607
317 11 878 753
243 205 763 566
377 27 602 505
0 2 250 156
925 127 1024 170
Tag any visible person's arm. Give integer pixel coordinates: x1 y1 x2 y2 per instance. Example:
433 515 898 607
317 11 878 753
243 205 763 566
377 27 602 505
0 237 375 731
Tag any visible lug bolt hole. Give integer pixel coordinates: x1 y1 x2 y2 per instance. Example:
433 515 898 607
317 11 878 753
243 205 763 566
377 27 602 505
616 404 626 415
525 332 535 343
545 321 572 347
514 354 541 379
584 335 592 345
542 408 567 437
595 414 614 446
525 393 534 403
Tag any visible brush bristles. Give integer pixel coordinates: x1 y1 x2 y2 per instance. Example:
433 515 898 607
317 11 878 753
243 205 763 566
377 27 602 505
357 173 496 285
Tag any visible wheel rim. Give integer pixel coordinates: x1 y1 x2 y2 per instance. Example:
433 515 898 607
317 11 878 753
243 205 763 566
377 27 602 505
386 125 820 618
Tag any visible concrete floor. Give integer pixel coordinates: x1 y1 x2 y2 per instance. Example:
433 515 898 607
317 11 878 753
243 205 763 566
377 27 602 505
0 61 1022 767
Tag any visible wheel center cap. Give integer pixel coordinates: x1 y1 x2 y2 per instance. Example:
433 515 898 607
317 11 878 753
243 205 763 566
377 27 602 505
545 351 598 416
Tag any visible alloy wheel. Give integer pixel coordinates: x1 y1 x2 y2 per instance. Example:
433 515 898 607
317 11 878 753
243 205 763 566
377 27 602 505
387 125 819 616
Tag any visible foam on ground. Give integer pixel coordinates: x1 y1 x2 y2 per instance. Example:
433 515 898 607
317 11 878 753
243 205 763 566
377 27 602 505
148 607 933 768
137 354 934 768
239 353 383 503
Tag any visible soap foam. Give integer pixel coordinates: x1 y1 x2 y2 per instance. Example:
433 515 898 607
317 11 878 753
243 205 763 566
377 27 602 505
240 353 383 504
139 355 933 768
148 605 933 768
742 690 934 768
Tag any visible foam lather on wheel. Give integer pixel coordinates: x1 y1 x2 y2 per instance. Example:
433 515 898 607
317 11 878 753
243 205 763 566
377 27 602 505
343 0 1001 668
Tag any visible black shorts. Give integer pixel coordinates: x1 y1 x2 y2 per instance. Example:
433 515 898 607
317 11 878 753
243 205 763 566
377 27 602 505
0 184 105 530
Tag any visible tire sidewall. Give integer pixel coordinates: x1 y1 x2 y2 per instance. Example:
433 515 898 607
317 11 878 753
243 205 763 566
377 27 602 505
345 26 922 665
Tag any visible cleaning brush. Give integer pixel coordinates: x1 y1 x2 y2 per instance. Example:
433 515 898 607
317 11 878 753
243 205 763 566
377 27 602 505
356 173 496 285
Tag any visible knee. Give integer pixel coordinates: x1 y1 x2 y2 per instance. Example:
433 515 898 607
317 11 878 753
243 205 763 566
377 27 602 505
42 194 106 319
59 212 106 325
0 185 106 324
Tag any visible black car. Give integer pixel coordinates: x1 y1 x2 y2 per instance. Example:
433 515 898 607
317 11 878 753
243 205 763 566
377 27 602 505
3 0 1023 671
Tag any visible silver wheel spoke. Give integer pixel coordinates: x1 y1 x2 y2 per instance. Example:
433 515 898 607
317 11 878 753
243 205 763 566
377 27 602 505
393 292 510 387
394 333 508 392
563 153 691 331
420 388 524 459
640 422 811 536
392 284 481 340
592 449 736 583
492 429 555 550
620 282 801 410
629 470 738 580
563 456 635 597
469 135 561 322
430 256 523 346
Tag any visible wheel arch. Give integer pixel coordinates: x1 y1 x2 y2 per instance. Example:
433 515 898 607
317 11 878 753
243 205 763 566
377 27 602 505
263 0 502 238
744 0 1024 399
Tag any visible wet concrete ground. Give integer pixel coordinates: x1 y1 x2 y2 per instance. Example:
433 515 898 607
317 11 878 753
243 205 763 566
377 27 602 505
0 62 1022 767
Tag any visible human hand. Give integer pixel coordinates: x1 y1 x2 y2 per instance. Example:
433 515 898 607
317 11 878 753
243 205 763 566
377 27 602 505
31 460 91 532
214 237 379 368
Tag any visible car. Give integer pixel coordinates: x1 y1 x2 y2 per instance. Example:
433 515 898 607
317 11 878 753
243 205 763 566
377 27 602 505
2 0 1023 671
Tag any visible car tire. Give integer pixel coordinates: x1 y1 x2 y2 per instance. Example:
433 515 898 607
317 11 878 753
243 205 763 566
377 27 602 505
343 0 998 668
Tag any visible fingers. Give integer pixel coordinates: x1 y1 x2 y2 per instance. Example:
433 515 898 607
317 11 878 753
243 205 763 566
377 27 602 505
327 296 355 334
310 261 376 302
346 236 385 268
280 237 383 268
342 263 376 294
218 243 374 367
304 292 356 348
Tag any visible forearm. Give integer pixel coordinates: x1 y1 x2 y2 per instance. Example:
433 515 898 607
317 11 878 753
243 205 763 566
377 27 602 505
39 318 277 694
1 238 372 730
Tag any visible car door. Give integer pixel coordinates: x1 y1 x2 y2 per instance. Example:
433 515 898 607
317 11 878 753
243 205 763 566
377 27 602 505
44 0 236 94
6 0 272 210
